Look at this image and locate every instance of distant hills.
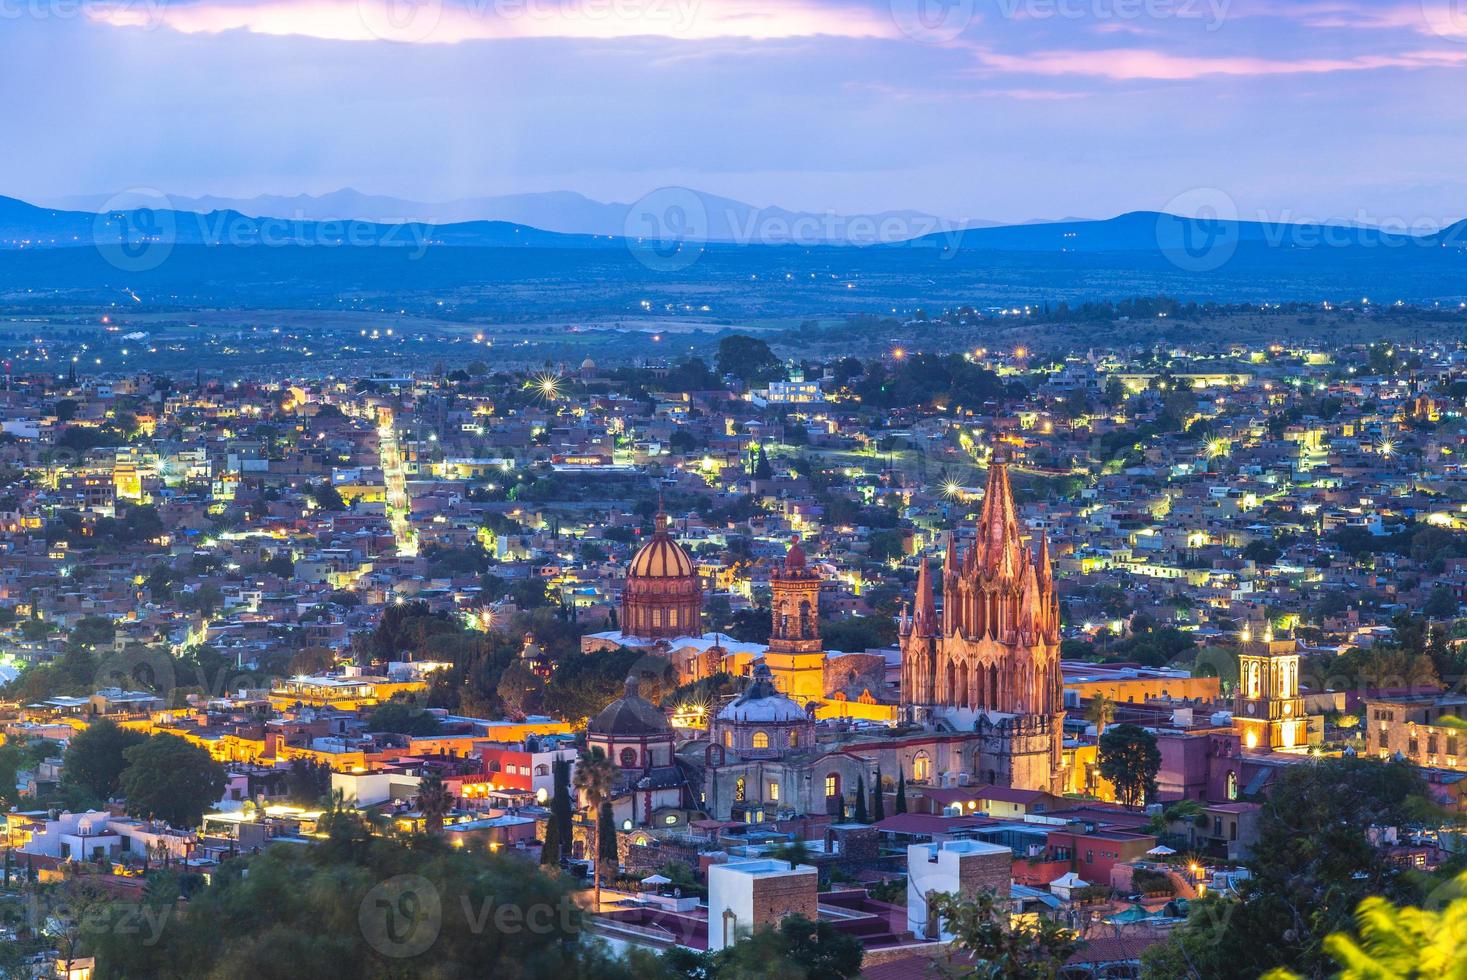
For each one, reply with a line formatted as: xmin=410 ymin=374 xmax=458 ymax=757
xmin=905 ymin=210 xmax=1467 ymax=253
xmin=0 ymin=194 xmax=617 ymax=251
xmin=42 ymin=188 xmax=976 ymax=246
xmin=8 ymin=192 xmax=1465 ymax=255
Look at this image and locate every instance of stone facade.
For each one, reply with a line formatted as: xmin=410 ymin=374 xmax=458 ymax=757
xmin=900 ymin=458 xmax=1065 ymax=793
xmin=765 ymin=537 xmax=826 ymax=703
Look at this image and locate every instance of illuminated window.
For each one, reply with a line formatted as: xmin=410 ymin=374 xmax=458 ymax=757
xmin=825 ymin=773 xmax=839 ymax=798
xmin=912 ymin=752 xmax=931 ymax=782
xmin=735 ymin=777 xmax=746 ymax=802
xmin=752 ymin=731 xmax=770 ymax=749
xmin=769 ymin=782 xmax=780 ymax=801
xmin=1226 ymin=771 xmax=1238 ymax=801
xmin=789 ymin=730 xmax=799 ymax=748
xmin=723 ymin=730 xmax=733 ymax=748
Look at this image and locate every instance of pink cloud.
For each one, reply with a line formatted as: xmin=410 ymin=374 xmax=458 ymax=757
xmin=975 ymin=46 xmax=1467 ymax=80
xmin=89 ymin=0 xmax=901 ymax=43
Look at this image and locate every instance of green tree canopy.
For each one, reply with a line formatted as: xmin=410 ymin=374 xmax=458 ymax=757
xmin=118 ymin=733 xmax=227 ymax=828
xmin=62 ymin=719 xmax=147 ymax=802
xmin=716 ymin=335 xmax=783 ymax=386
xmin=366 ymin=700 xmax=443 ymax=736
xmin=1098 ymin=723 xmax=1161 ymax=808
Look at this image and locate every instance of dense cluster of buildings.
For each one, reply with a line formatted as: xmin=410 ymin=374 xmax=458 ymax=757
xmin=2 ymin=334 xmax=1465 ymax=972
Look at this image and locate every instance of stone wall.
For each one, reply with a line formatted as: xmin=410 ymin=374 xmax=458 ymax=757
xmin=957 ymin=849 xmax=1012 ymax=899
xmin=751 ymin=872 xmax=819 ymax=930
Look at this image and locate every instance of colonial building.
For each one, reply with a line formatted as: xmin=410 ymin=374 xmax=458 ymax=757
xmin=587 ymin=676 xmax=689 ymax=828
xmin=899 ymin=458 xmax=1066 ymax=793
xmin=1233 ymin=624 xmax=1311 ymax=752
xmin=620 ymin=507 xmax=702 ymax=641
xmin=764 ymin=536 xmax=826 ymax=703
xmin=700 ymin=664 xmax=873 ymax=822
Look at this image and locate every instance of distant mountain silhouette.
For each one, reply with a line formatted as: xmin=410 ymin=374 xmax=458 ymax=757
xmin=0 ymin=195 xmax=619 ymax=250
xmin=5 ymin=194 xmax=1464 ymax=258
xmin=47 ymin=188 xmax=975 ymax=245
xmin=901 ymin=210 xmax=1467 ymax=252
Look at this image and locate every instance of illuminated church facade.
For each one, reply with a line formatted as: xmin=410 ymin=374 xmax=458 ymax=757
xmin=899 ymin=459 xmax=1067 ymax=794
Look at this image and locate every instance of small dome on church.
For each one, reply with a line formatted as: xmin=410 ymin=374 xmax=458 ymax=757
xmin=718 ymin=662 xmax=807 ymax=724
xmin=589 ymin=675 xmax=673 ymax=737
xmin=785 ymin=535 xmax=806 ymax=571
xmin=581 ymin=356 xmax=597 ymax=371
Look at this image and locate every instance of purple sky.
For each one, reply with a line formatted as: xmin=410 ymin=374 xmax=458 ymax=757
xmin=3 ymin=0 xmax=1467 ymax=223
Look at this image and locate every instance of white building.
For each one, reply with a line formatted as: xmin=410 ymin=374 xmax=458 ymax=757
xmin=707 ymin=858 xmax=818 ymax=951
xmin=906 ymin=840 xmax=1012 ymax=940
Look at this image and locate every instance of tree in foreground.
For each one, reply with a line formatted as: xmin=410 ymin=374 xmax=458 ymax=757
xmin=1261 ymin=870 xmax=1467 ymax=979
xmin=928 ymin=888 xmax=1078 ymax=979
xmin=1141 ymin=757 xmax=1437 ymax=979
xmin=664 ymin=914 xmax=862 ymax=980
xmin=84 ymin=819 xmax=642 ymax=980
xmin=573 ymin=746 xmax=618 ymax=909
xmin=118 ymin=733 xmax=227 ymax=828
xmin=1097 ymin=723 xmax=1160 ymax=808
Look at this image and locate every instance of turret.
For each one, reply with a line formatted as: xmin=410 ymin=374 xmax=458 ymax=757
xmin=913 ymin=558 xmax=937 ymax=637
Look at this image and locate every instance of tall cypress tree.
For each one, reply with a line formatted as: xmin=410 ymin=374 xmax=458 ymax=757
xmin=550 ymin=757 xmax=573 ymax=863
xmin=895 ymin=771 xmax=907 ymax=814
xmin=853 ymin=775 xmax=869 ymax=824
xmin=598 ymin=801 xmax=618 ymax=874
xmin=873 ymin=767 xmax=885 ymax=823
xmin=540 ymin=810 xmax=561 ymax=866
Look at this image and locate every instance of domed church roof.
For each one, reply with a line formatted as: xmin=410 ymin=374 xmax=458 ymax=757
xmin=589 ymin=675 xmax=673 ymax=737
xmin=718 ymin=662 xmax=809 ymax=724
xmin=628 ymin=510 xmax=696 ymax=579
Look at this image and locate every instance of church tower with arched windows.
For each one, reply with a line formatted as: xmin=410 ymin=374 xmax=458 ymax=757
xmin=1234 ymin=623 xmax=1307 ymax=751
xmin=764 ymin=536 xmax=827 ymax=703
xmin=899 ymin=456 xmax=1066 ymax=793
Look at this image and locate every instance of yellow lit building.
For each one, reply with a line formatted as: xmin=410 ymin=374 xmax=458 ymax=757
xmin=1233 ymin=628 xmax=1311 ymax=751
xmin=268 ymin=674 xmax=426 ymax=711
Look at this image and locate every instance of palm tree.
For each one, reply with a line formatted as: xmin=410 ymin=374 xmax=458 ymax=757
xmin=1086 ymin=693 xmax=1115 ymax=736
xmin=573 ymin=748 xmax=618 ymax=910
xmin=417 ymin=770 xmax=453 ymax=836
